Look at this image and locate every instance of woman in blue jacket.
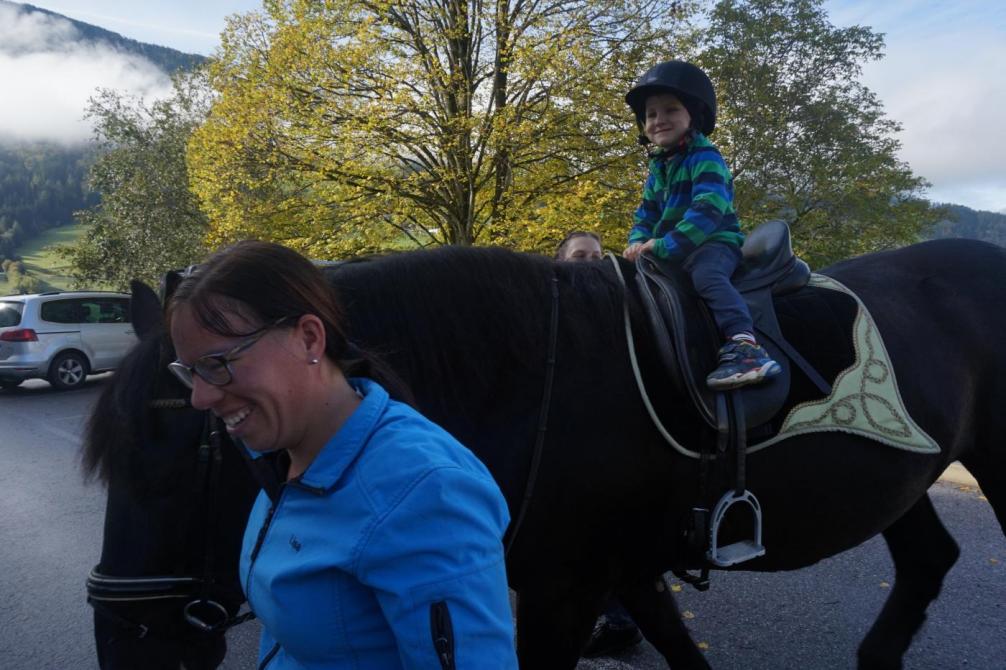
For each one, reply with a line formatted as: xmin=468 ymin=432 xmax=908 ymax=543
xmin=166 ymin=240 xmax=517 ymax=669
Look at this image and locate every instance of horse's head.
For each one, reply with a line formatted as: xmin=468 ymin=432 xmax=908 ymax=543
xmin=82 ymin=278 xmax=259 ymax=670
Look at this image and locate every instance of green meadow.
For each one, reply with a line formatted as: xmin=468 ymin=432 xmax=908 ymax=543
xmin=1 ymin=225 xmax=90 ymax=293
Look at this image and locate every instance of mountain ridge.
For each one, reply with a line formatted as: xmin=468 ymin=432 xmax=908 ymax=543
xmin=0 ymin=0 xmax=205 ymax=72
xmin=0 ymin=1 xmax=205 ymax=264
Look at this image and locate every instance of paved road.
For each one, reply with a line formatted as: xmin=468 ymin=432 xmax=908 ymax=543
xmin=0 ymin=376 xmax=109 ymax=669
xmin=579 ymin=480 xmax=1004 ymax=670
xmin=2 ymin=379 xmax=1003 ymax=669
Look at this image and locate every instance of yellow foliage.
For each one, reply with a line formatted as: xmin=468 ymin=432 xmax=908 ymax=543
xmin=187 ymin=0 xmax=691 ymax=258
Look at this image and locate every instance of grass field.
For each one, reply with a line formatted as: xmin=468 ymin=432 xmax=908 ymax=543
xmin=0 ymin=224 xmax=90 ymax=293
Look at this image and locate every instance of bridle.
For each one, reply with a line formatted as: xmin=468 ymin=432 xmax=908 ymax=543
xmin=86 ymin=400 xmax=254 ymax=640
xmin=85 ymin=264 xmax=561 ymax=640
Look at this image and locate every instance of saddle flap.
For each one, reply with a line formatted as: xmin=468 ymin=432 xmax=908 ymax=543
xmin=635 ymin=255 xmax=791 ymax=431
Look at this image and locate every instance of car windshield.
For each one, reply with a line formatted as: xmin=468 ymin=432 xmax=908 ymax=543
xmin=0 ymin=301 xmax=24 ymax=327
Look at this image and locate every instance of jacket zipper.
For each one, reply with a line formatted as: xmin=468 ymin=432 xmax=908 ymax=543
xmin=257 ymin=642 xmax=280 ymax=670
xmin=245 ymin=496 xmax=280 ymax=609
xmin=248 ymin=489 xmax=285 ymax=669
xmin=430 ymin=600 xmax=456 ymax=670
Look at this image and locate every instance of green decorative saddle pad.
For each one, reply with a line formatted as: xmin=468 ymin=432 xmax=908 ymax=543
xmin=749 ymin=274 xmax=939 ymax=454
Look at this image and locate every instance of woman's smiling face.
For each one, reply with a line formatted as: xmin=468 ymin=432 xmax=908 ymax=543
xmin=170 ymin=303 xmax=308 ymax=455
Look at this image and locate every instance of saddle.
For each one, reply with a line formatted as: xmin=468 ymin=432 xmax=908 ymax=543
xmin=635 ymin=220 xmax=822 ymax=432
xmin=635 ymin=221 xmax=821 ymax=577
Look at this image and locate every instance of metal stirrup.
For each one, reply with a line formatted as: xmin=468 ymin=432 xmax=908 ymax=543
xmin=707 ymin=489 xmax=766 ymax=567
xmin=706 ymin=393 xmax=766 ymax=567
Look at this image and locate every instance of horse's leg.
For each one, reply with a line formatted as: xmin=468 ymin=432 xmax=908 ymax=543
xmin=960 ymin=451 xmax=1006 ymax=533
xmin=618 ymin=575 xmax=711 ymax=670
xmin=515 ymin=587 xmax=603 ymax=670
xmin=857 ymin=493 xmax=960 ymax=670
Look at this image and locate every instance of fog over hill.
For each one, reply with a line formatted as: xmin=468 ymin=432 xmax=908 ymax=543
xmin=0 ymin=0 xmax=202 ymax=144
xmin=0 ymin=1 xmax=203 ymax=263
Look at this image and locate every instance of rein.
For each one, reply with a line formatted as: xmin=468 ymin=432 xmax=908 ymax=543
xmin=503 ymin=272 xmax=560 ymax=558
xmin=606 ymin=252 xmax=701 ymax=458
xmin=87 ymin=403 xmax=255 ymax=640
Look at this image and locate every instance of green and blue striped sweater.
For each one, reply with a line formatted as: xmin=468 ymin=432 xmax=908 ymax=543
xmin=629 ymin=131 xmax=744 ymax=261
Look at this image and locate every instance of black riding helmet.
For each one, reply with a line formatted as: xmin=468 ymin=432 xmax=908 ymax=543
xmin=625 ymin=60 xmax=717 ymax=137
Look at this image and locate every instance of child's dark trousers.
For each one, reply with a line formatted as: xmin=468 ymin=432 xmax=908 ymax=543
xmin=680 ymin=241 xmax=753 ymax=339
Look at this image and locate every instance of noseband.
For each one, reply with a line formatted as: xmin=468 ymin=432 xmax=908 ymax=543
xmin=86 ymin=402 xmax=254 ymax=640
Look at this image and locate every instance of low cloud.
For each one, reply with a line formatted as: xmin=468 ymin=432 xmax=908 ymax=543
xmin=0 ymin=4 xmax=173 ymax=144
xmin=826 ymin=0 xmax=1006 ymax=211
xmin=865 ymin=35 xmax=1006 ymax=195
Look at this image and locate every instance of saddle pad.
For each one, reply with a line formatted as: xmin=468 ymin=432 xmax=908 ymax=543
xmin=749 ymin=274 xmax=939 ymax=454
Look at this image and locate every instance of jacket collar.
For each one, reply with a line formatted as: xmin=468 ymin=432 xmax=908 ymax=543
xmin=648 ymin=129 xmax=702 ymax=161
xmin=294 ymin=378 xmax=388 ymax=493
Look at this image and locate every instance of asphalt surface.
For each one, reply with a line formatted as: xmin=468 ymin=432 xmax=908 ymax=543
xmin=578 ymin=480 xmax=1004 ymax=670
xmin=1 ymin=377 xmax=1003 ymax=669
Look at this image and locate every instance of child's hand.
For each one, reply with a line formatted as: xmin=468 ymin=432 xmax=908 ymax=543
xmin=623 ymin=240 xmax=654 ymax=261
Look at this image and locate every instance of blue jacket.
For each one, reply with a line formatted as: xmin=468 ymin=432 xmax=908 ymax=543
xmin=629 ymin=131 xmax=744 ymax=261
xmin=240 ymin=379 xmax=517 ymax=669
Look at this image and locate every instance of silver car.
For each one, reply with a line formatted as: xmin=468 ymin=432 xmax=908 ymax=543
xmin=0 ymin=291 xmax=137 ymax=390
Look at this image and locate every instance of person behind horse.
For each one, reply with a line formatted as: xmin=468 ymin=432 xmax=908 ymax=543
xmin=555 ymin=231 xmax=604 ymax=262
xmin=165 ymin=240 xmax=517 ymax=669
xmin=555 ymin=231 xmax=645 ymax=658
xmin=622 ymin=59 xmax=781 ymax=390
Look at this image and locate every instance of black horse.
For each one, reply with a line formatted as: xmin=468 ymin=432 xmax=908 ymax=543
xmin=83 ymin=239 xmax=1006 ymax=669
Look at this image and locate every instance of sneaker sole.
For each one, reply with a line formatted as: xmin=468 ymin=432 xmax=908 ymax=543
xmin=707 ymin=361 xmax=782 ymax=390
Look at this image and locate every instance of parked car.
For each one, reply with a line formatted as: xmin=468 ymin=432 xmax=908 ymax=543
xmin=0 ymin=291 xmax=137 ymax=390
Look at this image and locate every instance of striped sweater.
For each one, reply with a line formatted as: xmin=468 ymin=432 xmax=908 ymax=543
xmin=628 ymin=131 xmax=744 ymax=261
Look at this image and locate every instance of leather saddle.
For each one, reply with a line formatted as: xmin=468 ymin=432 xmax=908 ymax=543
xmin=635 ymin=220 xmax=824 ymax=431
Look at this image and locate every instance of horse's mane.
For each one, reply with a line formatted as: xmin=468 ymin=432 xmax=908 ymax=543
xmin=81 ymin=328 xmax=167 ymax=487
xmin=81 ymin=245 xmax=628 ymax=486
xmin=326 ymin=245 xmax=626 ymax=397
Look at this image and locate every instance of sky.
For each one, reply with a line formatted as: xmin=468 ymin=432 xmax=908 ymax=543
xmin=2 ymin=0 xmax=1004 ymax=213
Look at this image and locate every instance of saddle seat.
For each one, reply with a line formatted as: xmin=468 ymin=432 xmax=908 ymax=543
xmin=635 ymin=220 xmax=820 ymax=432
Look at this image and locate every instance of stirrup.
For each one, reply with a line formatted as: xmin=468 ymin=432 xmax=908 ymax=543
xmin=707 ymin=489 xmax=766 ymax=567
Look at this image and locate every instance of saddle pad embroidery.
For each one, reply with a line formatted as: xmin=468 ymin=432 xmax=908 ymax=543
xmin=749 ymin=274 xmax=940 ymax=455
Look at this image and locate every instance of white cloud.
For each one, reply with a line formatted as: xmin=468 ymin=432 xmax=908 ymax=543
xmin=862 ymin=30 xmax=1006 ymax=196
xmin=0 ymin=4 xmax=173 ymax=144
xmin=825 ymin=0 xmax=1006 ymax=211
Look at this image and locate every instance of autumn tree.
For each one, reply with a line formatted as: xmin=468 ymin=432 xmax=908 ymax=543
xmin=61 ymin=71 xmax=212 ymax=289
xmin=699 ymin=0 xmax=942 ymax=267
xmin=188 ymin=0 xmax=694 ymax=257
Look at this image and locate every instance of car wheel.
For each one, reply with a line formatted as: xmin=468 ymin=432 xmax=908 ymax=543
xmin=49 ymin=351 xmax=89 ymax=390
xmin=0 ymin=379 xmax=22 ymax=390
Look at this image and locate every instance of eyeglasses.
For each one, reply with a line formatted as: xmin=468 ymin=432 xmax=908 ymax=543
xmin=168 ymin=317 xmax=290 ymax=389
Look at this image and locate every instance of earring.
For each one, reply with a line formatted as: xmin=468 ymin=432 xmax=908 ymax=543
xmin=309 ymin=358 xmax=319 ymax=365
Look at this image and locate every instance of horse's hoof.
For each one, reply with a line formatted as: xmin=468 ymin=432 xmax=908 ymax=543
xmin=581 ymin=619 xmax=643 ymax=658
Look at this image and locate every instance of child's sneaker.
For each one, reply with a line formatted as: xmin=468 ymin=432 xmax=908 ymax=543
xmin=706 ymin=340 xmax=782 ymax=390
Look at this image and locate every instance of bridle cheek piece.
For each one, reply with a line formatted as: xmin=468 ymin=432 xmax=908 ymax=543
xmin=86 ymin=408 xmax=255 ymax=640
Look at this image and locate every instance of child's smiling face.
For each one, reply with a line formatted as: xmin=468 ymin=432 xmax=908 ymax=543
xmin=644 ymin=92 xmax=692 ymax=148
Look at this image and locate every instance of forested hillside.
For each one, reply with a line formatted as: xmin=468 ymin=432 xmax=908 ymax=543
xmin=0 ymin=1 xmax=204 ymax=270
xmin=925 ymin=205 xmax=1006 ymax=247
xmin=0 ymin=143 xmax=97 ymax=259
xmin=0 ymin=1 xmax=203 ymax=73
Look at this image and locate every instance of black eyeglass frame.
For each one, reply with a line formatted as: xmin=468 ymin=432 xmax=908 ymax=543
xmin=168 ymin=316 xmax=291 ymax=389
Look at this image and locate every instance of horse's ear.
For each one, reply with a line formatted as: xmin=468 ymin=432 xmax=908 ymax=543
xmin=130 ymin=280 xmax=164 ymax=340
